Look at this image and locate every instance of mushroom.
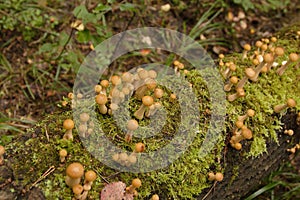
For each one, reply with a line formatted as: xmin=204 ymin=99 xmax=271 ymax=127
xmin=127 ymin=153 xmax=137 ymax=165
xmin=250 ymin=53 xmax=274 ymax=82
xmin=95 ymin=94 xmax=108 ymax=114
xmin=237 ymin=109 xmax=255 ymax=123
xmin=63 ymin=119 xmax=75 ymax=141
xmin=224 ymin=76 xmax=238 ymax=92
xmin=79 ymin=113 xmax=90 ymax=137
xmin=151 ymin=194 xmax=160 ymax=200
xmin=297 ymin=112 xmax=300 ymax=125
xmin=222 ymin=62 xmax=236 ymax=79
xmin=215 ymin=172 xmax=224 ymax=182
xmin=153 ymin=88 xmax=164 ymax=100
xmin=134 ymin=142 xmax=145 ymax=153
xmin=227 ymin=88 xmax=245 ymax=102
xmin=274 ymin=98 xmax=297 ymax=113
xmin=277 ymin=53 xmax=299 ymax=76
xmin=242 ymin=44 xmax=251 ymax=60
xmin=65 ymin=162 xmax=84 ymax=187
xmin=219 ymin=54 xmax=224 ymax=66
xmin=84 ymin=170 xmax=97 ymax=187
xmin=134 ymin=96 xmax=154 ymax=120
xmin=100 ymin=79 xmax=109 ymax=95
xmin=284 ymin=129 xmax=294 ymax=136
xmin=135 ymin=78 xmax=157 ymax=99
xmin=0 ymin=145 xmax=5 ymax=165
xmin=148 ymin=70 xmax=157 ymax=79
xmin=126 ymin=178 xmax=142 ymax=195
xmin=72 ymin=184 xmax=83 ymax=200
xmin=208 ymin=172 xmax=215 ymax=181
xmin=169 ymin=93 xmax=177 ymax=102
xmin=94 ymin=85 xmax=102 ymax=93
xmin=59 ymin=149 xmax=67 ymax=163
xmin=80 ymin=184 xmax=92 ymax=200
xmin=125 ymin=119 xmax=139 ymax=142
xmin=235 ymin=68 xmax=255 ymax=89
xmin=145 ymin=102 xmax=162 ymax=117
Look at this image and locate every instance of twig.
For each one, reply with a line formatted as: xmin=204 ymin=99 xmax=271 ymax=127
xmin=44 ymin=125 xmax=49 ymax=142
xmin=94 ymin=169 xmax=110 ymax=184
xmin=30 ymin=165 xmax=55 ymax=189
xmin=202 ymin=181 xmax=217 ymax=200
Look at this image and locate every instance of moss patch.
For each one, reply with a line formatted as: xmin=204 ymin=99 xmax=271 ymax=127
xmin=5 ymin=23 xmax=300 ymax=199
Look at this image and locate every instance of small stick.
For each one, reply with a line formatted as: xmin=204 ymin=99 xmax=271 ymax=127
xmin=30 ymin=166 xmax=55 ymax=189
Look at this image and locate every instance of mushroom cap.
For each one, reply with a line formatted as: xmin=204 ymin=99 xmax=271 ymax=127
xmin=245 ymin=68 xmax=255 ymax=78
xmin=145 ymin=78 xmax=157 ymax=90
xmin=66 ymin=162 xmax=84 ymax=179
xmin=215 ymin=172 xmax=224 ymax=181
xmin=63 ymin=119 xmax=74 ymax=130
xmin=246 ymin=109 xmax=255 ymax=117
xmin=111 ymin=75 xmax=121 ymax=86
xmin=243 ymin=44 xmax=251 ymax=51
xmin=255 ymin=41 xmax=263 ymax=48
xmin=72 ymin=184 xmax=83 ymax=195
xmin=95 ymin=94 xmax=108 ymax=105
xmin=119 ymin=153 xmax=128 ymax=162
xmin=261 ymin=44 xmax=268 ymax=51
xmin=127 ymin=119 xmax=139 ymax=131
xmin=235 ymin=120 xmax=244 ymax=128
xmin=59 ymin=149 xmax=67 ymax=157
xmin=134 ymin=142 xmax=145 ymax=153
xmin=131 ymin=178 xmax=142 ymax=188
xmin=94 ymin=85 xmax=102 ymax=93
xmin=128 ymin=154 xmax=137 ymax=164
xmin=148 ymin=70 xmax=157 ymax=79
xmin=122 ymin=72 xmax=133 ymax=83
xmin=234 ymin=142 xmax=242 ymax=150
xmin=142 ymin=96 xmax=154 ymax=106
xmin=286 ymin=98 xmax=296 ymax=107
xmin=151 ymin=194 xmax=160 ymax=200
xmin=274 ymin=47 xmax=284 ymax=56
xmin=289 ymin=53 xmax=299 ymax=62
xmin=138 ymin=69 xmax=149 ymax=80
xmin=263 ymin=53 xmax=274 ymax=63
xmin=85 ymin=170 xmax=97 ymax=182
xmin=0 ymin=145 xmax=5 ymax=155
xmin=242 ymin=128 xmax=253 ymax=139
xmin=229 ymin=63 xmax=236 ymax=71
xmin=154 ymin=88 xmax=164 ymax=99
xmin=230 ymin=76 xmax=238 ymax=84
xmin=100 ymin=80 xmax=109 ymax=88
xmin=80 ymin=113 xmax=90 ymax=122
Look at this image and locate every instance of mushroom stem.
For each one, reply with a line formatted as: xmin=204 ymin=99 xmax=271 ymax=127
xmin=236 ymin=68 xmax=255 ymax=89
xmin=134 ymin=96 xmax=154 ymax=120
xmin=250 ymin=53 xmax=274 ymax=82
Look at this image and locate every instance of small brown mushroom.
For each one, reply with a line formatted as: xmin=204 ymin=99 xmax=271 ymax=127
xmin=277 ymin=53 xmax=299 ymax=76
xmin=59 ymin=149 xmax=67 ymax=163
xmin=63 ymin=119 xmax=75 ymax=141
xmin=125 ymin=119 xmax=139 ymax=142
xmin=65 ymin=162 xmax=84 ymax=187
xmin=274 ymin=98 xmax=297 ymax=113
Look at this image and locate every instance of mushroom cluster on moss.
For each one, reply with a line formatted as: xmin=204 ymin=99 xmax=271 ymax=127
xmin=65 ymin=162 xmax=97 ymax=200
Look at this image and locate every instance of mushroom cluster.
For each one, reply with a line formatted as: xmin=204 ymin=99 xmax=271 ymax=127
xmin=219 ymin=35 xmax=299 ymax=152
xmin=65 ymin=162 xmax=97 ymax=200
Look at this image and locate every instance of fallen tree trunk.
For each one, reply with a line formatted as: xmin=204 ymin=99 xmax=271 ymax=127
xmin=0 ymin=23 xmax=300 ymax=200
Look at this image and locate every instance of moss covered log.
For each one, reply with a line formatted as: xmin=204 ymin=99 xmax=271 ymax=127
xmin=0 ymin=23 xmax=300 ymax=200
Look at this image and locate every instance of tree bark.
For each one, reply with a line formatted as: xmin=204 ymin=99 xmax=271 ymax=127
xmin=198 ymin=113 xmax=300 ymax=200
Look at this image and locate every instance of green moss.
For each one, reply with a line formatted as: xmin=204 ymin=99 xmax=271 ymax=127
xmin=5 ymin=24 xmax=300 ymax=199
